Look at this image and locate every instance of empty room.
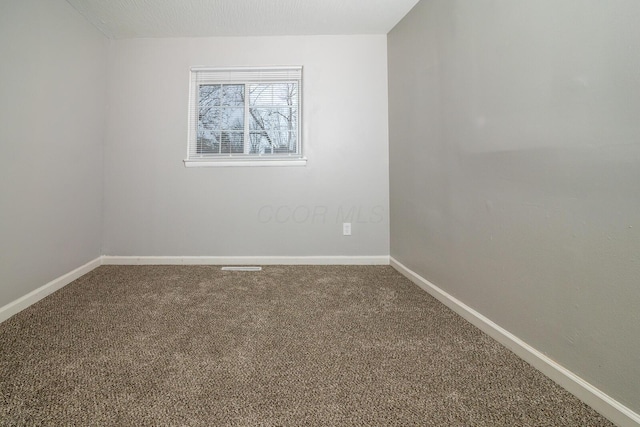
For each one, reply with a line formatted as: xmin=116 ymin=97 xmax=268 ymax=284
xmin=1 ymin=0 xmax=638 ymax=425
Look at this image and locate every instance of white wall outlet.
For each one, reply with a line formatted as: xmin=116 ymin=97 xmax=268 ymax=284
xmin=343 ymin=222 xmax=352 ymax=236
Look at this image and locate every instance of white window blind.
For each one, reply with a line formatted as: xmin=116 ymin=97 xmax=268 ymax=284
xmin=186 ymin=66 xmax=304 ymax=167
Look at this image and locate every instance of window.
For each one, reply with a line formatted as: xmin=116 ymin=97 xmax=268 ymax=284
xmin=185 ymin=67 xmax=305 ymax=167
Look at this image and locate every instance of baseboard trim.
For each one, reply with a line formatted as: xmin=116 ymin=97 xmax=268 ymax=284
xmin=390 ymin=257 xmax=639 ymax=427
xmin=0 ymin=257 xmax=102 ymax=324
xmin=0 ymin=255 xmax=388 ymax=323
xmin=101 ymin=255 xmax=390 ymax=266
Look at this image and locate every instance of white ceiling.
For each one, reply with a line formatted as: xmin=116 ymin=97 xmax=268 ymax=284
xmin=65 ymin=0 xmax=420 ymax=39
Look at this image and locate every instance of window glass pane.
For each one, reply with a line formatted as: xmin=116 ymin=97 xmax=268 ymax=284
xmin=198 ymin=85 xmax=244 ymax=107
xmin=198 ymin=107 xmax=220 ymax=129
xmin=199 ymin=108 xmax=244 ymax=130
xmin=197 ymin=132 xmax=245 ymax=155
xmin=249 ymin=108 xmax=297 ymax=132
xmin=199 ymin=85 xmax=221 ymax=107
xmin=220 ymin=132 xmax=244 ymax=154
xmin=197 ymin=132 xmax=221 ymax=154
xmin=249 ymin=83 xmax=298 ymax=107
xmin=249 ymin=131 xmax=297 ymax=155
xmin=197 ymin=121 xmax=217 ymax=150
xmin=220 ymin=108 xmax=244 ymax=130
xmin=221 ymin=85 xmax=244 ymax=107
xmin=199 ymin=84 xmax=244 ymax=107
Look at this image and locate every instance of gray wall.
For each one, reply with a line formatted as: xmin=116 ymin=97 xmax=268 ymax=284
xmin=0 ymin=0 xmax=107 ymax=308
xmin=104 ymin=36 xmax=389 ymax=257
xmin=388 ymin=0 xmax=640 ymax=413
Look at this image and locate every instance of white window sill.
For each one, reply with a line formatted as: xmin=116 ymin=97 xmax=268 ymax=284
xmin=184 ymin=158 xmax=307 ymax=168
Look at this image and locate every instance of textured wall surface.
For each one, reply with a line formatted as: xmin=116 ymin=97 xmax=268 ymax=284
xmin=103 ymin=35 xmax=390 ymax=257
xmin=0 ymin=0 xmax=107 ymax=308
xmin=388 ymin=0 xmax=640 ymax=414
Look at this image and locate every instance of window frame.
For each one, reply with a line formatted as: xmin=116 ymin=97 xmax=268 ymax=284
xmin=184 ymin=66 xmax=306 ymax=168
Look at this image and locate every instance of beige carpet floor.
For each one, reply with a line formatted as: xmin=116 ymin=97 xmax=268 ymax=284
xmin=0 ymin=265 xmax=614 ymax=426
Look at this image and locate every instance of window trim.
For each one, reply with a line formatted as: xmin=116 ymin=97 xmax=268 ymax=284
xmin=185 ymin=66 xmax=305 ymax=168
xmin=183 ymin=158 xmax=307 ymax=168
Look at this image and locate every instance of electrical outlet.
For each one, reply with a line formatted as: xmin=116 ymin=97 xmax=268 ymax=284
xmin=343 ymin=222 xmax=352 ymax=236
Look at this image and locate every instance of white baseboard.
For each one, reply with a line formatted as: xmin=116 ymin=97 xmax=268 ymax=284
xmin=101 ymin=255 xmax=390 ymax=266
xmin=0 ymin=257 xmax=102 ymax=324
xmin=390 ymin=257 xmax=640 ymax=427
xmin=0 ymin=255 xmax=387 ymax=323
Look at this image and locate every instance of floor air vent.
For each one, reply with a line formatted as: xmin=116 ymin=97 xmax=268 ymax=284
xmin=221 ymin=266 xmax=262 ymax=271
